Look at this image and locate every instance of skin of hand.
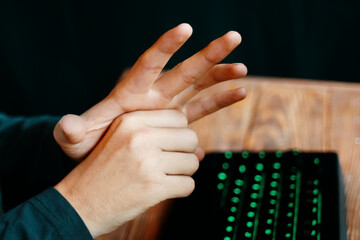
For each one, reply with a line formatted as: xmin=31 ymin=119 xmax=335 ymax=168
xmin=54 ymin=110 xmax=203 ymax=238
xmin=53 ymin=23 xmax=247 ymax=160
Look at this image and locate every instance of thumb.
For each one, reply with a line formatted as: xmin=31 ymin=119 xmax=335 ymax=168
xmin=54 ymin=114 xmax=87 ymax=145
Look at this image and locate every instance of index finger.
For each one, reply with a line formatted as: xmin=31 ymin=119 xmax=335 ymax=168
xmin=122 ymin=23 xmax=193 ymax=92
xmin=153 ymin=31 xmax=242 ymax=99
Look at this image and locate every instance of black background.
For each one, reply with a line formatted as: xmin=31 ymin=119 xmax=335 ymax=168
xmin=1 ymin=0 xmax=359 ymax=116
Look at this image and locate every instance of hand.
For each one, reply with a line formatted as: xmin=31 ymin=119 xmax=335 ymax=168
xmin=54 ymin=23 xmax=247 ymax=160
xmin=54 ymin=110 xmax=203 ymax=238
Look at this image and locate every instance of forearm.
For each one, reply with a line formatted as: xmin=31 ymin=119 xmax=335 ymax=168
xmin=0 ymin=113 xmax=77 ymax=210
xmin=0 ymin=188 xmax=92 ymax=240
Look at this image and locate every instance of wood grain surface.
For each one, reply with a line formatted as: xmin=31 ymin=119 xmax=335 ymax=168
xmin=99 ymin=76 xmax=360 ymax=240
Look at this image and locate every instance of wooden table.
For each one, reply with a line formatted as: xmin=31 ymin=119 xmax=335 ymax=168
xmin=100 ymin=76 xmax=360 ymax=240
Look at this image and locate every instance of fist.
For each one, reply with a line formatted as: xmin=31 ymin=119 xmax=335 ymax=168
xmin=55 ymin=110 xmax=203 ymax=238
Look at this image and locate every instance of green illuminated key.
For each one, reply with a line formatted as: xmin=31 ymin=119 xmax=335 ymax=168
xmin=242 ymin=151 xmax=249 ymax=159
xmin=254 ymin=175 xmax=262 ymax=182
xmin=231 ymin=197 xmax=240 ymax=203
xmin=273 ymin=162 xmax=281 ymax=169
xmin=225 ymin=151 xmax=233 ymax=159
xmin=235 ymin=179 xmax=244 ymax=186
xmin=233 ymin=188 xmax=241 ymax=194
xmin=270 ymin=181 xmax=278 ymax=188
xmin=292 ymin=149 xmax=299 ymax=155
xmin=222 ymin=162 xmax=230 ymax=170
xmin=251 ymin=193 xmax=259 ymax=199
xmin=256 ymin=163 xmax=264 ymax=171
xmin=245 ymin=232 xmax=252 ymax=238
xmin=270 ymin=190 xmax=278 ymax=196
xmin=272 ymin=173 xmax=280 ymax=179
xmin=218 ymin=172 xmax=227 ymax=180
xmin=247 ymin=211 xmax=255 ymax=217
xmin=239 ymin=165 xmax=246 ymax=173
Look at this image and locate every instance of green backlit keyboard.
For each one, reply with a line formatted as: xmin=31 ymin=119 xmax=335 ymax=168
xmin=161 ymin=151 xmax=347 ymax=240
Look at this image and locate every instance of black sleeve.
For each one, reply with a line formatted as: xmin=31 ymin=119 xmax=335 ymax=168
xmin=0 ymin=113 xmax=77 ymax=211
xmin=0 ymin=187 xmax=93 ymax=240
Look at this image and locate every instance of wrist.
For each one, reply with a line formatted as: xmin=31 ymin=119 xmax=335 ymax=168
xmin=54 ymin=169 xmax=99 ymax=238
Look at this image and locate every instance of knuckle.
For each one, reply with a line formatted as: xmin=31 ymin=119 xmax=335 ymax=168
xmin=116 ymin=112 xmax=145 ymax=130
xmin=138 ymin=52 xmax=163 ymax=72
xmin=199 ymin=99 xmax=214 ymax=116
xmin=185 ymin=129 xmax=199 ymax=148
xmin=180 ymin=177 xmax=196 ymax=197
xmin=177 ymin=63 xmax=201 ymax=85
xmin=204 ymin=44 xmax=222 ymax=64
xmin=189 ymin=154 xmax=200 ymax=172
xmin=181 ymin=72 xmax=198 ymax=85
xmin=116 ymin=113 xmax=134 ymax=128
xmin=127 ymin=128 xmax=151 ymax=150
xmin=172 ymin=110 xmax=188 ymax=126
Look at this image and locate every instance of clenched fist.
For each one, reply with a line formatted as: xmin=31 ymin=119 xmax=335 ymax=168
xmin=55 ymin=110 xmax=203 ymax=238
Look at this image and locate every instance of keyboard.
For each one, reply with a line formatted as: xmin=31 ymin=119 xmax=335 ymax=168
xmin=160 ymin=150 xmax=347 ymax=240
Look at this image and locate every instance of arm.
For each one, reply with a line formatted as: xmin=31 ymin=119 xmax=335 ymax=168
xmin=0 ymin=113 xmax=76 ymax=211
xmin=0 ymin=188 xmax=92 ymax=240
xmin=0 ymin=110 xmax=200 ymax=239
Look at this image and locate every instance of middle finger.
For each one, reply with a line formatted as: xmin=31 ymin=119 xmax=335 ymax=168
xmin=153 ymin=31 xmax=242 ymax=100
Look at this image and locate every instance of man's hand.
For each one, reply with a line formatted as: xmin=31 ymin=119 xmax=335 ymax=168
xmin=54 ymin=23 xmax=247 ymax=160
xmin=54 ymin=110 xmax=203 ymax=238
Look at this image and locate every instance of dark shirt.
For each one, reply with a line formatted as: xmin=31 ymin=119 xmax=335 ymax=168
xmin=0 ymin=113 xmax=92 ymax=239
xmin=0 ymin=188 xmax=92 ymax=240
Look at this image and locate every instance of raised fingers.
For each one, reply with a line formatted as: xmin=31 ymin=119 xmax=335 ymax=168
xmin=153 ymin=31 xmax=242 ymax=99
xmin=185 ymin=87 xmax=247 ymax=123
xmin=120 ymin=23 xmax=193 ymax=92
xmin=171 ymin=63 xmax=247 ymax=106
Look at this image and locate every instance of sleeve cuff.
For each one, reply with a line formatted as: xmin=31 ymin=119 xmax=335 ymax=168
xmin=31 ymin=187 xmax=93 ymax=240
